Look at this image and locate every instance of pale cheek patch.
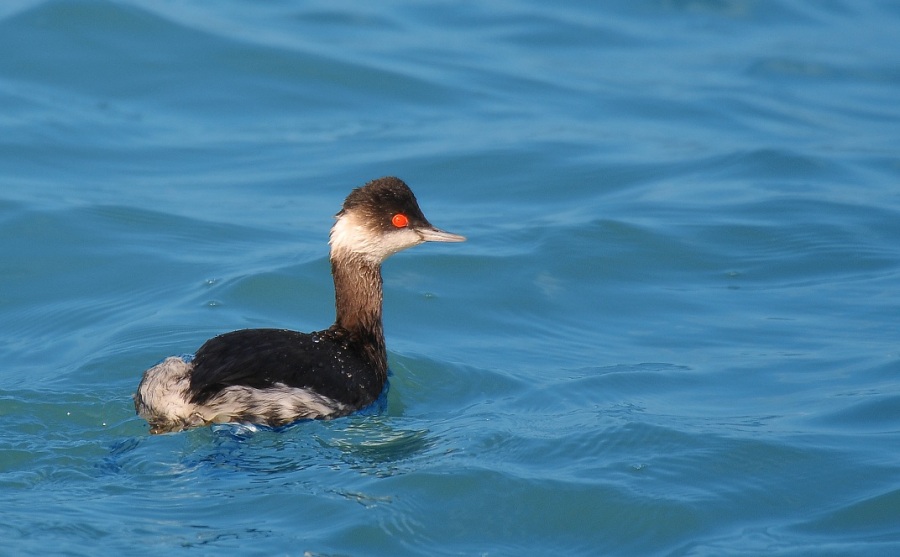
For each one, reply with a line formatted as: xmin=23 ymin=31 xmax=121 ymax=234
xmin=377 ymin=227 xmax=422 ymax=258
xmin=330 ymin=212 xmax=422 ymax=263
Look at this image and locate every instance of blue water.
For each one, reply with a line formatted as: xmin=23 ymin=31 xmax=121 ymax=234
xmin=2 ymin=1 xmax=899 ymax=555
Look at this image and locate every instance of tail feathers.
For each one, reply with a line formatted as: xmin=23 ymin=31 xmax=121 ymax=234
xmin=134 ymin=356 xmax=203 ymax=434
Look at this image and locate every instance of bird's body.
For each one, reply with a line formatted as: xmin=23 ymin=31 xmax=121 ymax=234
xmin=134 ymin=177 xmax=464 ymax=434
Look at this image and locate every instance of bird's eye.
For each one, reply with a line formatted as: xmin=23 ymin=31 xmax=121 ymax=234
xmin=391 ymin=213 xmax=409 ymax=228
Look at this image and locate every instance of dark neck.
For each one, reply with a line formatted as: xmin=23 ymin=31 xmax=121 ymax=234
xmin=329 ymin=249 xmax=387 ymax=378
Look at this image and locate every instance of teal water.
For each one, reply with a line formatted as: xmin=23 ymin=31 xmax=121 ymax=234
xmin=2 ymin=1 xmax=899 ymax=555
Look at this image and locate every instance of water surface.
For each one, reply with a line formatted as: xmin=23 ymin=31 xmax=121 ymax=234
xmin=1 ymin=1 xmax=899 ymax=555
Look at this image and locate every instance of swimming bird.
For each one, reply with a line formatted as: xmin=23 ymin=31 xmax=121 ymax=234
xmin=134 ymin=177 xmax=465 ymax=434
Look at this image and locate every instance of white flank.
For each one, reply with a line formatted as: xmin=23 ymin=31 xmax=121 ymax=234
xmin=134 ymin=356 xmax=348 ymax=433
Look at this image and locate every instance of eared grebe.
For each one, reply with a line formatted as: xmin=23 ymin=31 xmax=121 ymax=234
xmin=134 ymin=177 xmax=465 ymax=434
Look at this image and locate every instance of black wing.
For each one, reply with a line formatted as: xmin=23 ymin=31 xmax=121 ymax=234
xmin=188 ymin=328 xmax=383 ymax=409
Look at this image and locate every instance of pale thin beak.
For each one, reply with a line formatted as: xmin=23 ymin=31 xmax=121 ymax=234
xmin=417 ymin=226 xmax=466 ymax=243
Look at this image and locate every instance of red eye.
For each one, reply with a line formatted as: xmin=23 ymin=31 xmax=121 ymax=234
xmin=391 ymin=213 xmax=409 ymax=228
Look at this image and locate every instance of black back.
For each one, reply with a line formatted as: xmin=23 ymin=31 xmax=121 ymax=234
xmin=188 ymin=328 xmax=385 ymax=410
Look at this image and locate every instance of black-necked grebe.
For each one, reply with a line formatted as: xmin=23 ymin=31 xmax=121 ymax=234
xmin=134 ymin=177 xmax=465 ymax=434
